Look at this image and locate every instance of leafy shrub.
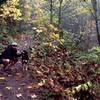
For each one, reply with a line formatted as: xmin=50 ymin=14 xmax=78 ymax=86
xmin=77 ymin=46 xmax=100 ymax=64
xmin=0 ymin=35 xmax=4 ymax=40
xmin=7 ymin=36 xmax=16 ymax=44
xmin=0 ymin=43 xmax=4 ymax=53
xmin=63 ymin=31 xmax=76 ymax=50
xmin=32 ymin=24 xmax=65 ymax=53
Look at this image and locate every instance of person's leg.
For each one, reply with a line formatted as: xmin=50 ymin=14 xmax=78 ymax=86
xmin=6 ymin=59 xmax=18 ymax=69
xmin=2 ymin=59 xmax=10 ymax=71
xmin=3 ymin=65 xmax=7 ymax=71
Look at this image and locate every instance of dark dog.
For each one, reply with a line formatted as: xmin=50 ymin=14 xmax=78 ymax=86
xmin=21 ymin=50 xmax=29 ymax=70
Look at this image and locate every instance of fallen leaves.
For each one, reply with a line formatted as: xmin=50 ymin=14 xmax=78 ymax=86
xmin=0 ymin=34 xmax=98 ymax=100
xmin=5 ymin=86 xmax=12 ymax=90
xmin=38 ymin=82 xmax=44 ymax=87
xmin=15 ymin=73 xmax=22 ymax=80
xmin=20 ymin=83 xmax=26 ymax=86
xmin=27 ymin=45 xmax=97 ymax=99
xmin=30 ymin=94 xmax=37 ymax=99
xmin=0 ymin=77 xmax=6 ymax=80
xmin=36 ymin=70 xmax=43 ymax=76
xmin=27 ymin=85 xmax=33 ymax=89
xmin=16 ymin=93 xmax=22 ymax=97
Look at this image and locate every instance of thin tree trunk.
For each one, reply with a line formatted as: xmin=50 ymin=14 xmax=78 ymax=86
xmin=91 ymin=0 xmax=100 ymax=45
xmin=50 ymin=0 xmax=53 ymax=24
xmin=58 ymin=0 xmax=63 ymax=29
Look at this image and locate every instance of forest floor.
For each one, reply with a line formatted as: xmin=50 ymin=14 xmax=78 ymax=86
xmin=0 ymin=66 xmax=42 ymax=100
xmin=0 ymin=35 xmax=43 ymax=100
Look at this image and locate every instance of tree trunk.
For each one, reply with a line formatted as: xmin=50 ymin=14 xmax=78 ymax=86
xmin=91 ymin=0 xmax=100 ymax=45
xmin=58 ymin=0 xmax=63 ymax=29
xmin=50 ymin=0 xmax=53 ymax=24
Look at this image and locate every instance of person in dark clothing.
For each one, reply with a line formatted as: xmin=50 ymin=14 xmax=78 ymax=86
xmin=0 ymin=42 xmax=21 ymax=70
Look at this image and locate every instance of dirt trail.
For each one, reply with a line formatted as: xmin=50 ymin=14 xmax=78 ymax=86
xmin=0 ymin=35 xmax=41 ymax=100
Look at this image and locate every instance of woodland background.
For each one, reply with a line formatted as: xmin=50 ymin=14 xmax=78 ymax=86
xmin=0 ymin=0 xmax=100 ymax=100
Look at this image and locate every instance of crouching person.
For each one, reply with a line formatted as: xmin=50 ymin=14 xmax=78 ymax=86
xmin=0 ymin=42 xmax=21 ymax=71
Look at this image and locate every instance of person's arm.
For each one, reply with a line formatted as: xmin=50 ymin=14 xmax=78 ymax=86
xmin=17 ymin=53 xmax=22 ymax=57
xmin=12 ymin=48 xmax=21 ymax=59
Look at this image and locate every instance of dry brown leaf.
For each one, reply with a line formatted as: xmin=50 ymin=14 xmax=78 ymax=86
xmin=0 ymin=77 xmax=6 ymax=80
xmin=31 ymin=94 xmax=37 ymax=99
xmin=38 ymin=79 xmax=46 ymax=86
xmin=27 ymin=85 xmax=33 ymax=89
xmin=5 ymin=86 xmax=12 ymax=90
xmin=16 ymin=93 xmax=22 ymax=97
